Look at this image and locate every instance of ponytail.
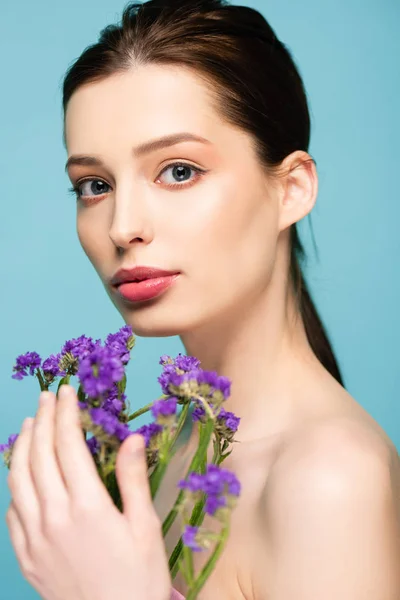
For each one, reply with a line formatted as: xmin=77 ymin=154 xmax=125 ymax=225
xmin=291 ymin=226 xmax=344 ymax=387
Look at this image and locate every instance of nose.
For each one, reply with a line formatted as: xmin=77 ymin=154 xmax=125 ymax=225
xmin=108 ymin=185 xmax=154 ymax=251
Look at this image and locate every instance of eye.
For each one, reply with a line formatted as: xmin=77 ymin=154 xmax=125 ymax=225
xmin=156 ymin=162 xmax=206 ymax=189
xmin=68 ymin=178 xmax=111 ymax=202
xmin=68 ymin=162 xmax=207 ymax=205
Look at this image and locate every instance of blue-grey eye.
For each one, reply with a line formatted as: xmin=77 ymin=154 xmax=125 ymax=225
xmin=77 ymin=179 xmax=111 ymax=197
xmin=161 ymin=163 xmax=196 ymax=182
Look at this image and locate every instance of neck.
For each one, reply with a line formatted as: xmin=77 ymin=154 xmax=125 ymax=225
xmin=178 ymin=266 xmax=325 ymax=453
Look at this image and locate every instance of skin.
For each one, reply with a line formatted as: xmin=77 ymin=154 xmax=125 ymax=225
xmin=7 ymin=64 xmax=399 ymax=600
xmin=6 ymin=387 xmax=172 ymax=600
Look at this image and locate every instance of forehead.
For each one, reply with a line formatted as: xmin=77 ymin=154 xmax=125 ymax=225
xmin=64 ymin=65 xmax=220 ymax=149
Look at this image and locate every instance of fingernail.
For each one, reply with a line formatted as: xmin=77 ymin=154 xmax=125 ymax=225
xmin=59 ymin=385 xmax=70 ymax=400
xmin=130 ymin=434 xmax=145 ymax=456
xmin=39 ymin=391 xmax=50 ymax=406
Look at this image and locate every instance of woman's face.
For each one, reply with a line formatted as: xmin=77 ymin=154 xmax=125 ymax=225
xmin=65 ymin=65 xmax=281 ymax=337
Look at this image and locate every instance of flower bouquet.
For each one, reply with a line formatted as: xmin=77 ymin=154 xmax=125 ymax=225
xmin=1 ymin=325 xmax=241 ymax=599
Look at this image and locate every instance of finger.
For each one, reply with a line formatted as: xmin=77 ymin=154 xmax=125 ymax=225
xmin=7 ymin=418 xmax=41 ymax=539
xmin=6 ymin=500 xmax=32 ymax=573
xmin=55 ymin=385 xmax=109 ymax=505
xmin=116 ymin=434 xmax=158 ymax=528
xmin=30 ymin=392 xmax=69 ymax=515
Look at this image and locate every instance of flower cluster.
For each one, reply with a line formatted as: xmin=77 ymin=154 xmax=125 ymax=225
xmin=158 ymin=354 xmax=231 ymax=412
xmin=11 ymin=352 xmax=42 ymax=380
xmin=0 ymin=434 xmax=19 ymax=469
xmin=179 ymin=463 xmax=241 ymax=516
xmin=3 ymin=328 xmax=241 ymax=597
xmin=193 ymin=405 xmax=240 ymax=443
xmin=178 ymin=463 xmax=241 ymax=551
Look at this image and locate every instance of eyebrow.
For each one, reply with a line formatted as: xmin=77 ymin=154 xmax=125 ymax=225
xmin=65 ymin=132 xmax=212 ymax=172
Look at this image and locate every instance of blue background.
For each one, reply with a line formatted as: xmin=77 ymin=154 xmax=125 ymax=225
xmin=0 ymin=0 xmax=398 ymax=597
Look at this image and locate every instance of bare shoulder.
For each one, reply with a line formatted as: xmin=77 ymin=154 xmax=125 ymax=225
xmin=275 ymin=414 xmax=398 ymax=474
xmin=254 ymin=417 xmax=400 ymax=599
xmin=266 ymin=415 xmax=400 ymax=505
xmin=265 ymin=365 xmax=400 ymax=497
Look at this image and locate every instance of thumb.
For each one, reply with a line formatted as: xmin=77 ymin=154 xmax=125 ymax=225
xmin=115 ymin=433 xmax=153 ymax=523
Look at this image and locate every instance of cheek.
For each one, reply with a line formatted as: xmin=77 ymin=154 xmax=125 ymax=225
xmin=76 ymin=212 xmax=106 ymax=268
xmin=182 ymin=188 xmax=278 ymax=303
xmin=76 ymin=215 xmax=92 ymax=258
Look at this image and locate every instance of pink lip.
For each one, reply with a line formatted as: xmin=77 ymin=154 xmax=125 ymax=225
xmin=115 ymin=274 xmax=180 ymax=303
xmin=110 ymin=266 xmax=180 ymax=287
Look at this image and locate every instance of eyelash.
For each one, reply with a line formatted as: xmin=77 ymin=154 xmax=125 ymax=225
xmin=67 ymin=161 xmax=207 ymax=205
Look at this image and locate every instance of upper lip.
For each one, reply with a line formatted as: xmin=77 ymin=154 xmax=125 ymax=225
xmin=110 ymin=266 xmax=180 ymax=286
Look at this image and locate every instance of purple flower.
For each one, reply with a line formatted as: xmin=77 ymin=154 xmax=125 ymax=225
xmin=42 ymin=353 xmax=66 ymax=379
xmin=159 ymin=354 xmax=201 ymax=372
xmin=11 ymin=352 xmax=42 ymax=380
xmin=101 ymin=382 xmax=127 ymax=417
xmin=158 ymin=355 xmax=231 ymax=410
xmin=157 ymin=354 xmax=202 ymax=397
xmin=205 ymin=493 xmax=227 ymax=515
xmin=192 ymin=405 xmax=206 ymax=423
xmin=157 ymin=368 xmax=197 ymax=397
xmin=174 ymin=354 xmax=201 ymax=372
xmin=182 ymin=525 xmax=203 ymax=552
xmin=77 ymin=345 xmax=125 ymax=398
xmin=0 ymin=433 xmax=19 ymax=454
xmin=215 ymin=407 xmax=240 ymax=442
xmin=178 ymin=472 xmax=206 ymax=493
xmin=61 ymin=334 xmax=100 ymax=362
xmin=151 ymin=396 xmax=178 ymax=423
xmin=132 ymin=422 xmax=163 ymax=468
xmin=192 ymin=405 xmax=240 ymax=442
xmin=196 ymin=369 xmax=231 ymax=402
xmin=202 ymin=464 xmax=226 ymax=495
xmin=0 ymin=433 xmax=19 ymax=468
xmin=178 ymin=463 xmax=241 ymax=517
xmin=105 ymin=325 xmax=134 ymax=365
xmin=217 ymin=408 xmax=240 ymax=432
xmin=205 ymin=464 xmax=241 ymax=497
xmin=133 ymin=423 xmax=163 ymax=448
xmin=86 ymin=436 xmax=100 ymax=456
xmin=89 ymin=407 xmax=131 ymax=442
xmin=102 ymin=395 xmax=125 ymax=417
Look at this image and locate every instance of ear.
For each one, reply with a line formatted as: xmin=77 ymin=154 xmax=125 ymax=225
xmin=276 ymin=151 xmax=318 ymax=232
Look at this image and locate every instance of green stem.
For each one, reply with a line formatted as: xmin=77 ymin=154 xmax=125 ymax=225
xmin=149 ymin=402 xmax=191 ymax=500
xmin=56 ymin=375 xmax=71 ymax=395
xmin=164 ymin=418 xmax=210 ymax=537
xmin=168 ymin=418 xmax=215 ymax=577
xmin=169 ymin=430 xmax=231 ymax=581
xmin=171 ymin=402 xmax=191 ymax=449
xmin=191 ymin=394 xmax=216 ymax=421
xmin=126 ymin=393 xmax=169 ymax=422
xmin=117 ymin=372 xmax=127 ymax=397
xmin=169 ymin=538 xmax=183 ymax=578
xmin=77 ymin=384 xmax=86 ymax=403
xmin=170 ymin=495 xmax=207 ymax=580
xmin=182 ymin=542 xmax=195 ymax=586
xmin=185 ymin=524 xmax=230 ymax=600
xmin=150 ymin=403 xmax=190 ymax=499
xmin=35 ymin=369 xmax=47 ymax=392
xmin=149 ymin=446 xmax=170 ymax=500
xmin=163 ymin=489 xmax=185 ymax=538
xmin=127 ymin=401 xmax=153 ymax=421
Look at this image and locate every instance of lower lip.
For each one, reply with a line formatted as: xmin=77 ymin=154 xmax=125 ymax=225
xmin=115 ymin=274 xmax=180 ymax=302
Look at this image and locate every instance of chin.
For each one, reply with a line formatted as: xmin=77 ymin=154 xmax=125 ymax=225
xmin=121 ymin=309 xmax=197 ymax=338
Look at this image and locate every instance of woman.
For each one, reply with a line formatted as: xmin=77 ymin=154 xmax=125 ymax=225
xmin=6 ymin=0 xmax=400 ymax=598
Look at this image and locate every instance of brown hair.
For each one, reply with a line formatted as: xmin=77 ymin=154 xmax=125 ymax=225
xmin=62 ymin=0 xmax=344 ymax=386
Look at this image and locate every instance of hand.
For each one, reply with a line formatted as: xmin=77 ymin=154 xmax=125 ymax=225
xmin=5 ymin=384 xmax=172 ymax=600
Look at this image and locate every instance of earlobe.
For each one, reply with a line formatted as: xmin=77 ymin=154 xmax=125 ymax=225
xmin=277 ymin=152 xmax=318 ymax=232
